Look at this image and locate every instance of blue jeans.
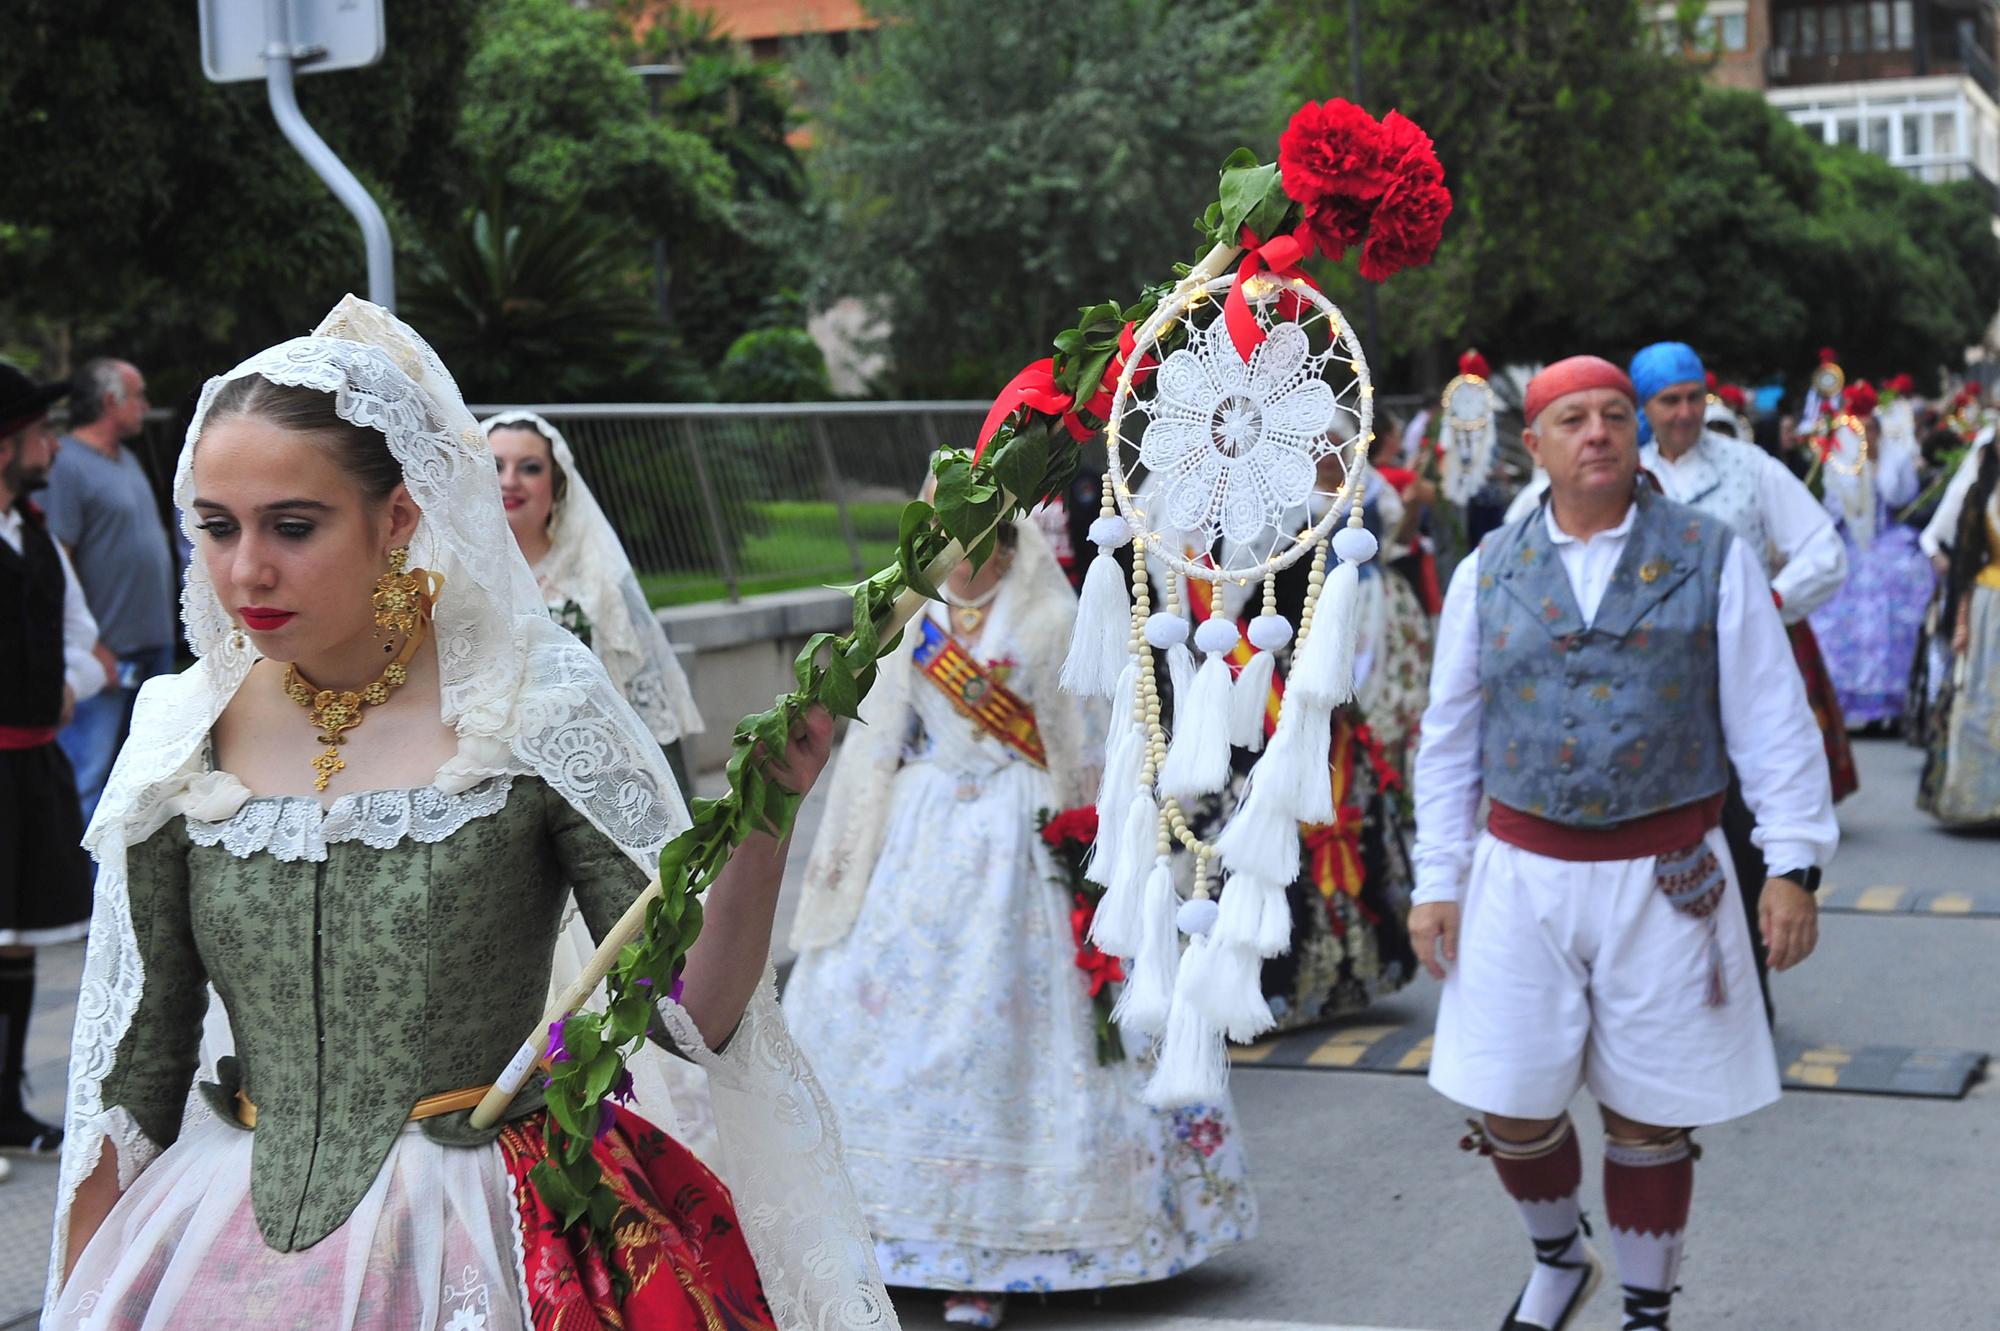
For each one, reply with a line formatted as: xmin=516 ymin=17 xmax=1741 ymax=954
xmin=60 ymin=643 xmax=177 ymax=827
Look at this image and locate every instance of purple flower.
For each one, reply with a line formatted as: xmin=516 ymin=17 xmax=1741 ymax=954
xmin=609 ymin=1068 xmax=636 ymax=1106
xmin=635 ymin=976 xmax=654 ymax=989
xmin=546 ymin=1016 xmax=571 ymax=1065
xmin=594 ymin=1100 xmax=618 ymax=1143
xmin=668 ymin=976 xmax=685 ymax=1004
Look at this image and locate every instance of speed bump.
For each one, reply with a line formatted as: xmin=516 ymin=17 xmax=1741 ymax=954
xmin=1230 ymin=1025 xmax=1988 ymax=1099
xmin=1817 ymin=883 xmax=2000 ymax=917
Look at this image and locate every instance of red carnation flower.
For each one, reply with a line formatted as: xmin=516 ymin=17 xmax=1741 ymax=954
xmin=1301 ymin=194 xmax=1376 ymax=261
xmin=1376 ymin=109 xmax=1444 ymax=187
xmin=1844 ymin=380 xmax=1878 ymax=418
xmin=1279 ymin=99 xmax=1393 ymax=212
xmin=1458 ymin=349 xmax=1490 ymax=379
xmin=1359 ymin=176 xmax=1452 ymax=282
xmin=1039 ymin=805 xmax=1099 ymax=849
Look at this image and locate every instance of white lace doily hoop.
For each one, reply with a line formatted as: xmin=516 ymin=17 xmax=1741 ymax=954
xmin=1105 ymin=268 xmax=1374 ymax=584
xmin=1067 ymin=257 xmax=1384 ymax=1112
xmin=1438 ymin=370 xmax=1497 ymax=506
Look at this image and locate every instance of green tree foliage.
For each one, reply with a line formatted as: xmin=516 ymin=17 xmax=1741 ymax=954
xmin=718 ymin=327 xmax=833 ymax=402
xmin=799 ymin=0 xmax=1289 ymax=397
xmin=1 ymin=0 xmax=478 ymax=400
xmin=1593 ymin=89 xmax=2000 ymax=386
xmin=1285 ymin=0 xmax=2000 ymax=389
xmin=459 ymin=0 xmax=732 ymax=244
xmin=1276 ymin=0 xmax=1696 ymax=374
xmin=401 ymin=183 xmax=665 ymax=403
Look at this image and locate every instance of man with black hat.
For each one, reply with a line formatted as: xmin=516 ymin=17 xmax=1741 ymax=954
xmin=0 ymin=363 xmax=114 ymax=1169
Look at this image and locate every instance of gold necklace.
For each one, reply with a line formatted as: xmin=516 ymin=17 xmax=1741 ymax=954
xmin=282 ymin=621 xmax=426 ymax=792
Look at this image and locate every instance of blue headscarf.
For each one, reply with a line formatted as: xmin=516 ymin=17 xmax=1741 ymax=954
xmin=1628 ymin=342 xmax=1705 ymax=445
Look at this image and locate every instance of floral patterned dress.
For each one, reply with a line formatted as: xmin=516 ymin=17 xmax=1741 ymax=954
xmin=783 ymin=606 xmax=1256 ymax=1293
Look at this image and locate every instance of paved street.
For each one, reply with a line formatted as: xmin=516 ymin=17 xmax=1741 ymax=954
xmin=5 ymin=736 xmax=1993 ymax=1329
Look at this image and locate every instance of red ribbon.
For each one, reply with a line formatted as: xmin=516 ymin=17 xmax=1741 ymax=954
xmin=1223 ymin=223 xmax=1319 ymax=363
xmin=974 ymin=321 xmax=1159 ymax=462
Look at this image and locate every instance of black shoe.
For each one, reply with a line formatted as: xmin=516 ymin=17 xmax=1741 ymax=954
xmin=1499 ymin=1234 xmax=1604 ymax=1330
xmin=1623 ymin=1285 xmax=1673 ymax=1330
xmin=0 ymin=1108 xmax=63 ymax=1154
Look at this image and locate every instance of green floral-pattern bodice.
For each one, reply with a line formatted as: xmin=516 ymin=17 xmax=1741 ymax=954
xmin=100 ymin=774 xmax=651 ymax=1253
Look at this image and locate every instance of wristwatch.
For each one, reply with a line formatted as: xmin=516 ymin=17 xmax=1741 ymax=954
xmin=1769 ymin=866 xmax=1821 ymax=892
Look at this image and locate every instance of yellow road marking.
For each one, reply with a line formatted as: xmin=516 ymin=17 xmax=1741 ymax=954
xmin=1306 ymin=1024 xmax=1401 ymax=1068
xmin=1397 ymin=1036 xmax=1435 ymax=1071
xmin=1929 ymin=894 xmax=1974 ymax=915
xmin=1230 ymin=1040 xmax=1279 ymax=1064
xmin=1855 ymin=885 xmax=1908 ymax=912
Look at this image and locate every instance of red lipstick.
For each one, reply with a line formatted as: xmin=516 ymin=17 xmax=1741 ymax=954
xmin=239 ymin=608 xmax=296 ymax=631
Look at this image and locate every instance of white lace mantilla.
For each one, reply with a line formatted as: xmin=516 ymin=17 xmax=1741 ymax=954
xmin=51 ymin=296 xmax=898 ymax=1331
xmin=185 ymin=778 xmax=514 ymax=863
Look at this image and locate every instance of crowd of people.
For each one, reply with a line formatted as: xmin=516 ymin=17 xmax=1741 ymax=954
xmin=0 ymin=305 xmax=1995 ymax=1331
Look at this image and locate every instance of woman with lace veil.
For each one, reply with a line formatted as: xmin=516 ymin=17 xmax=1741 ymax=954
xmin=482 ymin=410 xmax=703 ymax=795
xmin=47 ymin=297 xmax=898 ymax=1331
xmin=783 ymin=507 xmax=1255 ymax=1330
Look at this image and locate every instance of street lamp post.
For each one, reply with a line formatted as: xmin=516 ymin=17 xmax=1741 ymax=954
xmin=631 ymin=63 xmax=686 ymax=326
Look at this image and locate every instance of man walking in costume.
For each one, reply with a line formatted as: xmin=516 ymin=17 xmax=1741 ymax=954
xmin=1409 ymin=357 xmax=1837 ymax=1331
xmin=1627 ymin=341 xmax=1852 ymax=1012
xmin=0 ymin=364 xmax=111 ymax=1168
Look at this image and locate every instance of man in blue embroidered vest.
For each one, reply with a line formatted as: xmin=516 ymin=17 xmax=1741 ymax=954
xmin=1408 ymin=356 xmax=1837 ymax=1331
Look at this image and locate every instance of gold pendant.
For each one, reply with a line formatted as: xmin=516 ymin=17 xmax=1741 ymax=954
xmin=951 ymin=605 xmax=985 ymax=636
xmin=311 ymin=747 xmax=345 ymax=793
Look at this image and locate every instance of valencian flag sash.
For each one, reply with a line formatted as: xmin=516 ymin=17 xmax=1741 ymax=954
xmin=913 ymin=616 xmax=1048 ymax=768
xmin=1183 ymin=571 xmax=1364 ymax=900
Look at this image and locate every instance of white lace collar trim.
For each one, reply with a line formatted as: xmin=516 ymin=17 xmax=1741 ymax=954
xmin=185 ymin=775 xmax=515 ymax=863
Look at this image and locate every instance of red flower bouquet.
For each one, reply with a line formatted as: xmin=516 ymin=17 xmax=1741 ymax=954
xmin=1036 ymin=805 xmax=1124 ymax=1064
xmin=1280 ymin=98 xmax=1451 ymax=283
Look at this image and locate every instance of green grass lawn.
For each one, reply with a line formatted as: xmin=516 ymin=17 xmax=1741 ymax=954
xmin=639 ymin=499 xmax=909 ymax=606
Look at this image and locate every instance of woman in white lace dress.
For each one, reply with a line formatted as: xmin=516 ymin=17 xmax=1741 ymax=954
xmin=483 ymin=411 xmax=703 ymax=794
xmin=47 ymin=299 xmax=897 ymax=1331
xmin=783 ymin=516 xmax=1256 ymax=1329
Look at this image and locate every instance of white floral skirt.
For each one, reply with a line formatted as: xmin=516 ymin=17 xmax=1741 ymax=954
xmin=784 ymin=759 xmax=1257 ymax=1293
xmin=51 ymin=1113 xmax=526 ymax=1331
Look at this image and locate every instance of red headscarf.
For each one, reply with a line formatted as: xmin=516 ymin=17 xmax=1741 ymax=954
xmin=1523 ymin=355 xmax=1637 ymax=426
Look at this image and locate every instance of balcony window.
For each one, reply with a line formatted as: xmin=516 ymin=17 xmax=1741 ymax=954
xmin=1848 ymin=4 xmax=1869 ymax=53
xmin=1778 ymin=10 xmax=1798 ymax=49
xmin=1870 ymin=2 xmax=1891 ymax=51
xmin=1836 ymin=117 xmax=1861 ymax=147
xmin=1894 ymin=1 xmax=1914 ymax=50
xmin=1800 ymin=9 xmax=1820 ymax=53
xmin=1868 ymin=115 xmax=1892 ymax=155
xmin=1903 ymin=114 xmax=1922 ymax=158
xmin=1721 ymin=13 xmax=1748 ymax=50
xmin=1934 ymin=111 xmax=1960 ymax=158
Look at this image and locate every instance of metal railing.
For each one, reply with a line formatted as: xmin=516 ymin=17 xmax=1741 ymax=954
xmin=469 ymin=401 xmax=989 ymax=603
xmin=145 ymin=393 xmax=1448 ymax=607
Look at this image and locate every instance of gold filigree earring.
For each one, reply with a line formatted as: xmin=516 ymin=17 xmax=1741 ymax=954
xmin=372 ymin=546 xmax=441 ymax=641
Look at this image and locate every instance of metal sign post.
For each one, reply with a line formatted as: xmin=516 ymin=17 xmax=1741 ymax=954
xmin=199 ymin=0 xmax=395 ymax=309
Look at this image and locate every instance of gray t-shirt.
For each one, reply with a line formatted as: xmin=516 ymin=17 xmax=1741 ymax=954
xmin=43 ymin=437 xmax=177 ymax=654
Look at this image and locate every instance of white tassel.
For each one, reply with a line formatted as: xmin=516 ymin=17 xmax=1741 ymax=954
xmin=1213 ymin=869 xmax=1291 ymax=959
xmin=1060 ymin=518 xmax=1133 ymax=697
xmin=1229 ymin=649 xmax=1276 ymax=751
xmin=1189 ymin=939 xmax=1277 ymax=1043
xmin=1158 ymin=633 xmax=1237 ymax=800
xmin=1089 ymin=788 xmax=1155 ymax=957
xmin=1111 ymin=855 xmax=1179 ymax=1038
xmin=1215 ymin=769 xmax=1303 ymax=884
xmin=1144 ymin=937 xmax=1231 ymax=1107
xmin=1165 ymin=641 xmax=1195 ymax=711
xmin=1084 ymin=686 xmax=1141 ymax=890
xmin=1288 ymin=560 xmax=1360 ymax=708
xmin=1240 ymin=697 xmax=1334 ymax=825
xmin=1257 ymin=877 xmax=1295 ymax=956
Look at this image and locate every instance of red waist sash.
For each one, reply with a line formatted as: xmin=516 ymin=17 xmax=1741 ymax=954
xmin=1488 ymin=793 xmax=1725 ymax=863
xmin=0 ymin=725 xmax=58 ymax=750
